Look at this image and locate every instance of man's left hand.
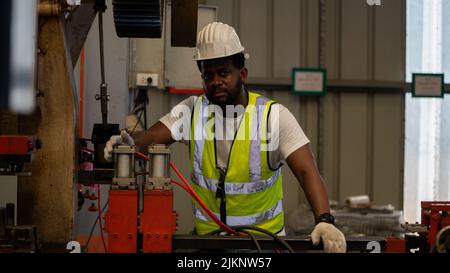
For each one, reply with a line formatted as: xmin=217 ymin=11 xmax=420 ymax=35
xmin=311 ymin=222 xmax=347 ymax=253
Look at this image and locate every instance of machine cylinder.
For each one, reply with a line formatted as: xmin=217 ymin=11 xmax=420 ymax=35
xmin=117 ymin=154 xmax=131 ymax=178
xmin=152 ymin=154 xmax=165 ymax=178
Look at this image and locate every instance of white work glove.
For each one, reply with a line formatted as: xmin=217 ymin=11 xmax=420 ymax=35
xmin=311 ymin=222 xmax=347 ymax=253
xmin=103 ymin=130 xmax=135 ymax=162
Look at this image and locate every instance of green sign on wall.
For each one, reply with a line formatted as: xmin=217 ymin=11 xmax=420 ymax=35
xmin=412 ymin=73 xmax=444 ymax=98
xmin=292 ymin=68 xmax=327 ymax=96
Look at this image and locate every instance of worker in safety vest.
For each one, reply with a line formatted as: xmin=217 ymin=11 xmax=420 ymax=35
xmin=105 ymin=22 xmax=346 ymax=253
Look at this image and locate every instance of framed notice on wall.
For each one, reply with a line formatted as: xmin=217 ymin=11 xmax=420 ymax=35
xmin=292 ymin=68 xmax=327 ymax=96
xmin=412 ymin=73 xmax=444 ymax=98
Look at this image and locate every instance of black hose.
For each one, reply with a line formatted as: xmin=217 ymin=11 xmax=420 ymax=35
xmin=206 ymin=225 xmax=294 ymax=253
xmin=235 ymin=229 xmax=262 ymax=253
xmin=233 ymin=226 xmax=295 ymax=253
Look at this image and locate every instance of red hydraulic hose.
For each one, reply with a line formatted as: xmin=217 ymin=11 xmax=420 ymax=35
xmin=168 ymin=160 xmax=239 ymax=235
xmin=170 ymin=179 xmax=190 ymax=192
xmin=135 ymin=151 xmax=149 ymax=161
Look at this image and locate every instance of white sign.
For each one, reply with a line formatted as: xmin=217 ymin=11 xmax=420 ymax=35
xmin=292 ymin=69 xmax=327 ymax=96
xmin=413 ymin=74 xmax=444 ymax=97
xmin=295 ymin=72 xmax=323 ymax=92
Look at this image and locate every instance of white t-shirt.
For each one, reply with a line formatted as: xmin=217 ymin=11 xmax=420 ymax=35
xmin=160 ymin=95 xmax=310 ymax=169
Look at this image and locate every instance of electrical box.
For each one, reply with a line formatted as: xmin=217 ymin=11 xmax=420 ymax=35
xmin=136 ymin=73 xmax=159 ymax=87
xmin=128 ymin=4 xmax=217 ymax=90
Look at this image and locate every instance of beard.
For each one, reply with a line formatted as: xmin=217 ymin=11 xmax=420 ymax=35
xmin=206 ymin=80 xmax=243 ymax=107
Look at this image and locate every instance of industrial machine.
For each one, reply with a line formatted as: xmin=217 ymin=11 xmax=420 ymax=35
xmin=0 ymin=136 xmax=41 ymax=252
xmin=385 ymin=201 xmax=450 ymax=253
xmin=0 ymin=135 xmax=40 ymax=176
xmin=93 ymin=143 xmax=391 ymax=253
xmin=105 ymin=144 xmax=176 ymax=253
xmin=99 ymin=142 xmax=450 ymax=253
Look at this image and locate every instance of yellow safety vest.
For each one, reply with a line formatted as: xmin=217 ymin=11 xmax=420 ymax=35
xmin=189 ymin=91 xmax=284 ymax=235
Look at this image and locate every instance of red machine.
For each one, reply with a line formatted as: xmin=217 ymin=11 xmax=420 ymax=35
xmin=386 ymin=201 xmax=450 ymax=253
xmin=0 ymin=135 xmax=40 ymax=175
xmin=0 ymin=135 xmax=35 ymax=155
xmin=421 ymin=201 xmax=450 ymax=250
xmin=104 ymin=144 xmax=177 ymax=253
xmin=105 ymin=190 xmax=138 ymax=253
xmin=141 ymin=190 xmax=177 ymax=253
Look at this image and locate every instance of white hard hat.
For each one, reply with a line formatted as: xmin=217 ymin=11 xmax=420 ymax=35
xmin=194 ymin=22 xmax=247 ymax=61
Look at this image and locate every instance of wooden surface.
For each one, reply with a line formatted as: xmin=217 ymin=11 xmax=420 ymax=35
xmin=0 ymin=110 xmax=18 ymax=134
xmin=17 ymin=16 xmax=78 ymax=244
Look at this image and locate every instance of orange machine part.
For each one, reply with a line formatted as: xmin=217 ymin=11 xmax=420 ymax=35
xmin=105 ymin=190 xmax=138 ymax=253
xmin=0 ymin=136 xmax=32 ymax=155
xmin=141 ymin=190 xmax=177 ymax=253
xmin=385 ymin=237 xmax=406 ymax=253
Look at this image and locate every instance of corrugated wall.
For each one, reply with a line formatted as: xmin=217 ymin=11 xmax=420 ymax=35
xmin=202 ymin=0 xmax=406 ymax=212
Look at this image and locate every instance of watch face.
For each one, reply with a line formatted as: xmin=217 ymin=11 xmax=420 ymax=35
xmin=317 ymin=213 xmax=335 ymax=225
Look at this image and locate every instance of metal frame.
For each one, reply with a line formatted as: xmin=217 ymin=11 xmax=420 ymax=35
xmin=172 ymin=235 xmax=386 ymax=253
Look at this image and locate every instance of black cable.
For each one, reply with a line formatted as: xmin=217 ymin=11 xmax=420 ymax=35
xmin=236 ymin=230 xmax=262 ymax=253
xmin=205 ymin=229 xmax=262 ymax=252
xmin=129 ymin=109 xmax=145 ymax=135
xmin=143 ymin=101 xmax=148 ymax=130
xmin=208 ymin=226 xmax=294 ymax=253
xmin=98 ymin=13 xmax=105 ymax=85
xmin=134 ymin=89 xmax=149 ymax=107
xmin=85 ymin=200 xmax=109 ymax=250
xmin=206 ymin=226 xmax=292 ymax=253
xmin=233 ymin=226 xmax=295 ymax=253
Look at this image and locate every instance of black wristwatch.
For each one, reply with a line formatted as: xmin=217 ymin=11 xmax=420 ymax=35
xmin=315 ymin=213 xmax=335 ymax=225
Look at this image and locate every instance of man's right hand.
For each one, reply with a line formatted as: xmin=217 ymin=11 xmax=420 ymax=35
xmin=104 ymin=130 xmax=135 ymax=162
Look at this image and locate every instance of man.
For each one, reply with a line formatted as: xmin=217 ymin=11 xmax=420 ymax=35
xmin=105 ymin=22 xmax=346 ymax=253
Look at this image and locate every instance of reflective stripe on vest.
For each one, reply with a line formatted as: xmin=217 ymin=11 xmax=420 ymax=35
xmin=191 ymin=168 xmax=281 ymax=195
xmin=193 ymin=199 xmax=283 ymax=226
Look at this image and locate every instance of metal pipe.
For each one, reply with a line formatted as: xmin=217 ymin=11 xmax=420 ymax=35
xmin=91 ymin=0 xmax=108 ymax=126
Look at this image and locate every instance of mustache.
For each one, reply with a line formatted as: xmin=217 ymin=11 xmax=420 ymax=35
xmin=211 ymin=88 xmax=227 ymax=93
xmin=209 ymin=87 xmax=228 ymax=93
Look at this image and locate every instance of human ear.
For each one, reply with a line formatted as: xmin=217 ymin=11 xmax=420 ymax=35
xmin=240 ymin=67 xmax=248 ymax=83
